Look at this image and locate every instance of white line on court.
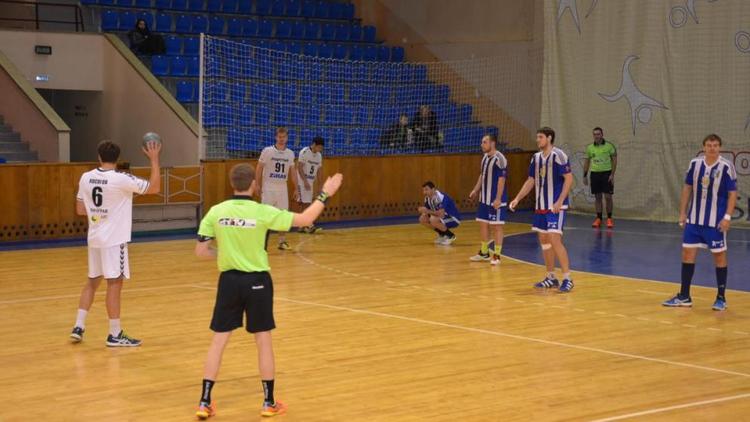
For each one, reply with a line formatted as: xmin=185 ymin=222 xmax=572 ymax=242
xmin=589 ymin=392 xmax=750 ymax=422
xmin=0 ymin=284 xmax=194 ymax=305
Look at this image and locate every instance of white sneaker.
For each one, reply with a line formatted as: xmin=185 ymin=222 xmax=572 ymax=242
xmin=490 ymin=254 xmax=501 ymax=265
xmin=440 ymin=235 xmax=456 ymax=245
xmin=434 ymin=235 xmax=446 ymax=244
xmin=469 ymin=252 xmax=491 ymax=262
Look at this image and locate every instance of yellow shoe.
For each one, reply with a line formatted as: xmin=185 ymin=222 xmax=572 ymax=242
xmin=261 ymin=400 xmax=287 ymax=417
xmin=196 ymin=402 xmax=215 ymax=420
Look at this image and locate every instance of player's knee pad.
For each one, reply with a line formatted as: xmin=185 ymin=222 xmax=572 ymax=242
xmin=541 ymin=243 xmax=552 ymax=250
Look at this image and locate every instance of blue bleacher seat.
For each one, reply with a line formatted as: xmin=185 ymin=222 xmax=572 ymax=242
xmin=349 ymin=45 xmax=363 ymax=61
xmin=285 ymin=0 xmax=300 ymax=16
xmin=334 ymin=23 xmax=350 ymax=41
xmin=329 ymin=2 xmax=344 ymax=19
xmin=154 ymin=0 xmax=169 ymax=8
xmin=175 ymin=14 xmax=191 ymax=32
xmin=183 ymin=36 xmax=199 ymax=55
xmin=308 ymin=61 xmax=323 ymax=79
xmin=176 ymin=80 xmax=195 ymax=102
xmin=289 ymin=21 xmax=305 ymax=38
xmin=169 ymin=56 xmax=187 ymax=76
xmin=343 ymin=3 xmax=354 ymax=19
xmin=280 ymin=83 xmax=296 ymax=101
xmin=208 ymin=16 xmax=224 ymax=34
xmin=363 ymin=25 xmax=376 ymax=42
xmin=348 ymin=84 xmax=363 ymax=102
xmin=206 ymin=80 xmax=228 ymax=102
xmin=155 ymin=12 xmax=171 ymax=31
xmin=349 ymin=24 xmax=362 ymax=41
xmin=229 ymin=83 xmax=246 ymax=102
xmin=256 ymin=0 xmax=271 ymax=14
xmin=101 ymin=10 xmax=119 ymax=31
xmin=203 ymin=0 xmax=218 ymax=10
xmin=186 ymin=56 xmax=199 ymax=76
xmin=258 ymin=19 xmax=273 ymax=36
xmin=135 ymin=0 xmax=151 ymax=7
xmin=249 ymin=83 xmax=266 ymax=102
xmin=237 ymin=0 xmax=251 ymax=13
xmin=222 ymin=0 xmax=237 ymax=12
xmin=298 ymin=84 xmax=314 ymax=102
xmin=332 ymin=44 xmax=348 ymax=59
xmin=118 ymin=11 xmax=136 ymax=30
xmin=171 ymin=0 xmax=187 ymax=10
xmin=351 ymin=63 xmax=368 ymax=80
xmin=275 ymin=20 xmax=291 ymax=38
xmin=318 ymin=43 xmax=333 ymax=58
xmin=226 ymin=128 xmax=244 ymax=151
xmin=304 ymin=21 xmax=319 ymax=39
xmin=188 ymin=0 xmax=203 ymax=10
xmin=271 ymin=0 xmax=284 ymax=15
xmin=203 ymin=104 xmax=229 ymax=127
xmin=256 ymin=105 xmax=271 ymax=125
xmin=330 ymin=83 xmax=345 ymax=103
xmin=116 ymin=0 xmax=134 ymax=7
xmin=302 ymin=42 xmax=318 ymax=57
xmin=434 ymin=84 xmax=450 ymax=103
xmin=268 ymin=40 xmax=285 ymax=51
xmin=391 ymin=46 xmax=404 ymax=62
xmin=301 ymin=0 xmax=315 ymax=17
xmin=286 ymin=41 xmax=301 ymax=54
xmin=314 ymin=1 xmax=329 ymax=18
xmin=151 ymin=55 xmax=169 ymax=76
xmin=414 ymin=65 xmax=428 ymax=81
xmin=242 ymin=18 xmax=257 ymax=36
xmin=257 ymin=58 xmax=274 ymax=79
xmin=377 ymin=46 xmax=390 ymax=61
xmin=277 ymin=62 xmax=302 ymax=80
xmin=238 ymin=105 xmax=253 ymax=125
xmin=225 ymin=58 xmax=246 ymax=78
xmin=165 ymin=36 xmax=182 ymax=55
xmin=226 ymin=18 xmax=242 ymax=36
xmin=205 ymin=56 xmax=221 ymax=76
xmin=355 ymin=106 xmax=369 ymax=124
xmin=101 ymin=0 xmax=115 ymax=4
xmin=191 ymin=15 xmax=207 ymax=33
xmin=321 ymin=23 xmax=335 ymax=40
xmin=80 ymin=0 xmax=96 ymax=5
xmin=363 ymin=46 xmax=377 ymax=61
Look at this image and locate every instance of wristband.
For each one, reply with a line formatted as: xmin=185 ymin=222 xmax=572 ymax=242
xmin=723 ymin=214 xmax=731 ymax=221
xmin=316 ymin=191 xmax=329 ymax=204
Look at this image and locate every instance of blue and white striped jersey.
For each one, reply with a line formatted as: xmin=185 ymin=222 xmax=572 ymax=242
xmin=425 ymin=190 xmax=461 ymax=222
xmin=528 ymin=147 xmax=572 ymax=211
xmin=685 ymin=157 xmax=737 ymax=227
xmin=479 ymin=151 xmax=508 ymax=206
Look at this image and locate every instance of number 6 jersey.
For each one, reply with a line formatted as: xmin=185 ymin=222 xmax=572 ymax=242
xmin=259 ymin=145 xmax=295 ymax=192
xmin=76 ymin=168 xmax=150 ymax=248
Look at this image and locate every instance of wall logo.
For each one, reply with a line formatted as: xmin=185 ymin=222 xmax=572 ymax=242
xmin=599 ymin=55 xmax=668 ymax=135
xmin=556 ymin=0 xmax=600 ymax=34
xmin=669 ymin=0 xmax=719 ymax=29
xmin=737 ymin=31 xmax=750 ymax=53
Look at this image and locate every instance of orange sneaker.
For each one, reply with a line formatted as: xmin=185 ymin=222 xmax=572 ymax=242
xmin=606 ymin=218 xmax=614 ymax=228
xmin=261 ymin=400 xmax=287 ymax=417
xmin=196 ymin=402 xmax=216 ymax=420
xmin=592 ymin=218 xmax=601 ymax=228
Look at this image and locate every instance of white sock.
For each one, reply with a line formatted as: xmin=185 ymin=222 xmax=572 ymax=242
xmin=547 ymin=272 xmax=556 ymax=280
xmin=563 ymin=272 xmax=571 ymax=280
xmin=109 ymin=319 xmax=121 ymax=337
xmin=75 ymin=309 xmax=88 ymax=329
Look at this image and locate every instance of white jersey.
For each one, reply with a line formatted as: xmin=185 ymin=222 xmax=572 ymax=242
xmin=296 ymin=146 xmax=323 ymax=189
xmin=76 ymin=168 xmax=149 ymax=248
xmin=259 ymin=145 xmax=295 ymax=192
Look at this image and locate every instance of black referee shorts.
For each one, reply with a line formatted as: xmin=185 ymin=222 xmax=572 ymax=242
xmin=210 ymin=270 xmax=275 ymax=333
xmin=590 ymin=171 xmax=614 ymax=195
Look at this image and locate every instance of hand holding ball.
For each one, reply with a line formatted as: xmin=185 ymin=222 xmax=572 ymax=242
xmin=142 ymin=132 xmax=162 ymax=161
xmin=143 ymin=132 xmax=162 ymax=147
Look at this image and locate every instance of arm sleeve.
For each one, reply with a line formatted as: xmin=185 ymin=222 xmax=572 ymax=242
xmin=258 ymin=147 xmax=271 ymax=164
xmin=197 ymin=207 xmax=217 ymax=239
xmin=120 ymin=173 xmax=150 ymax=194
xmin=495 ymin=156 xmax=508 ymax=177
xmin=609 ymin=143 xmax=617 ymax=156
xmin=76 ymin=175 xmax=85 ymax=201
xmin=725 ymin=164 xmax=738 ymax=191
xmin=684 ymin=162 xmax=695 ymax=185
xmin=528 ymin=158 xmax=535 ymax=178
xmin=259 ymin=205 xmax=294 ymax=232
xmin=554 ymin=154 xmax=572 ymax=174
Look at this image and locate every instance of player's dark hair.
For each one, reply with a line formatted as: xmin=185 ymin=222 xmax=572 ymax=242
xmin=312 ymin=136 xmax=325 ymax=146
xmin=593 ymin=127 xmax=603 ymax=134
xmin=422 ymin=181 xmax=435 ymax=189
xmin=537 ymin=127 xmax=556 ymax=144
xmin=275 ymin=127 xmax=288 ymax=135
xmin=702 ymin=134 xmax=722 ymax=146
xmin=97 ymin=140 xmax=120 ymax=163
xmin=483 ymin=134 xmax=497 ymax=144
xmin=230 ymin=163 xmax=255 ymax=191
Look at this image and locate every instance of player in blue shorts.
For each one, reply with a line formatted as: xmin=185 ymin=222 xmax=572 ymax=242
xmin=663 ymin=134 xmax=737 ymax=311
xmin=418 ymin=181 xmax=460 ymax=245
xmin=510 ymin=127 xmax=574 ymax=292
xmin=468 ymin=134 xmax=508 ymax=265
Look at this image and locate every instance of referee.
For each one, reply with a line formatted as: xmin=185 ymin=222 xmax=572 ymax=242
xmin=193 ymin=163 xmax=343 ymax=419
xmin=583 ymin=127 xmax=617 ymax=228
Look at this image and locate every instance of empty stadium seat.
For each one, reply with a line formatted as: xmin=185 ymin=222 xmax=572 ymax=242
xmin=169 ymin=56 xmax=187 ymax=76
xmin=314 ymin=1 xmax=329 ymax=18
xmin=154 ymin=0 xmax=169 ymax=8
xmin=304 ymin=21 xmax=319 ymax=39
xmin=165 ymin=36 xmax=182 ymax=55
xmin=302 ymin=42 xmax=318 ymax=57
xmin=175 ymin=14 xmax=191 ymax=32
xmin=321 ymin=23 xmax=335 ymax=41
xmin=190 ymin=15 xmax=207 ymax=33
xmin=222 ymin=0 xmax=237 ymax=13
xmin=258 ymin=19 xmax=273 ymax=36
xmin=377 ymin=46 xmax=390 ymax=62
xmin=186 ymin=56 xmax=199 ymax=76
xmin=332 ymin=44 xmax=348 ymax=59
xmin=363 ymin=46 xmax=377 ymax=61
xmin=155 ymin=13 xmax=171 ymax=31
xmin=256 ymin=0 xmax=271 ymax=14
xmin=275 ymin=20 xmax=291 ymax=38
xmin=237 ymin=0 xmax=251 ymax=13
xmin=391 ymin=46 xmax=404 ymax=62
xmin=317 ymin=43 xmax=333 ymax=58
xmin=226 ymin=18 xmax=242 ymax=36
xmin=285 ymin=0 xmax=300 ymax=16
xmin=183 ymin=37 xmax=199 ymax=55
xmin=135 ymin=0 xmax=152 ymax=7
xmin=242 ymin=18 xmax=257 ymax=36
xmin=349 ymin=23 xmax=362 ymax=41
xmin=271 ymin=0 xmax=284 ymax=15
xmin=101 ymin=10 xmax=119 ymax=31
xmin=176 ymin=80 xmax=196 ymax=102
xmin=151 ymin=55 xmax=169 ymax=76
xmin=286 ymin=41 xmax=302 ymax=54
xmin=205 ymin=80 xmax=228 ymax=102
xmin=188 ymin=0 xmax=204 ymax=11
xmin=363 ymin=25 xmax=376 ymax=42
xmin=171 ymin=0 xmax=187 ymax=10
xmin=208 ymin=16 xmax=224 ymax=35
xmin=116 ymin=0 xmax=134 ymax=7
xmin=118 ymin=11 xmax=136 ymax=30
xmin=229 ymin=83 xmax=246 ymax=102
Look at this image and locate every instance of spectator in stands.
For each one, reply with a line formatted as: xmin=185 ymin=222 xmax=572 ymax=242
xmin=380 ymin=114 xmax=413 ymax=150
xmin=413 ymin=105 xmax=439 ymax=151
xmin=128 ymin=19 xmax=165 ymax=55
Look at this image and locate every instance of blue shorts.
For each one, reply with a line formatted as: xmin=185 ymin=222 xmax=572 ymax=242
xmin=476 ymin=203 xmax=506 ymax=225
xmin=441 ymin=216 xmax=460 ymax=229
xmin=683 ymin=223 xmax=727 ymax=252
xmin=532 ymin=210 xmax=566 ymax=234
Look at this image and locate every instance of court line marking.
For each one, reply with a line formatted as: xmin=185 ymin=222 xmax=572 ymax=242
xmin=0 ymin=284 xmax=193 ymax=305
xmin=589 ymin=391 xmax=750 ymax=422
xmin=565 ymin=226 xmax=750 ymax=244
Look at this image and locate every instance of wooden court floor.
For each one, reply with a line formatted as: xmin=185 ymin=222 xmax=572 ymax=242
xmin=1 ymin=221 xmax=749 ymax=421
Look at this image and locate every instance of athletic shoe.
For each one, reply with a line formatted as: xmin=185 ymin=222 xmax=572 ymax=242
xmin=309 ymin=225 xmax=323 ymax=234
xmin=662 ymin=295 xmax=692 ymax=307
xmin=559 ymin=278 xmax=574 ymax=292
xmin=606 ymin=218 xmax=614 ymax=229
xmin=712 ymin=297 xmax=727 ymax=311
xmin=469 ymin=252 xmax=491 ymax=262
xmin=261 ymin=400 xmax=287 ymax=417
xmin=278 ymin=241 xmax=291 ymax=251
xmin=440 ymin=235 xmax=456 ymax=246
xmin=534 ymin=277 xmax=559 ymax=289
xmin=196 ymin=402 xmax=216 ymax=420
xmin=106 ymin=331 xmax=142 ymax=347
xmin=298 ymin=226 xmax=310 ymax=234
xmin=70 ymin=326 xmax=84 ymax=343
xmin=434 ymin=235 xmax=446 ymax=244
xmin=592 ymin=218 xmax=601 ymax=228
xmin=490 ymin=254 xmax=501 ymax=265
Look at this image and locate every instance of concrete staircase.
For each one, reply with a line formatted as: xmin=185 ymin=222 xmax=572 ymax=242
xmin=0 ymin=115 xmax=39 ymax=162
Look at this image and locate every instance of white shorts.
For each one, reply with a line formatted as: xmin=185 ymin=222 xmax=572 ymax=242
xmin=262 ymin=189 xmax=289 ymax=210
xmin=88 ymin=243 xmax=130 ymax=280
xmin=297 ymin=186 xmax=313 ymax=204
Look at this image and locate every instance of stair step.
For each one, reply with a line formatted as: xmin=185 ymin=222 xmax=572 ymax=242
xmin=0 ymin=132 xmax=21 ymax=142
xmin=0 ymin=151 xmax=38 ymax=162
xmin=0 ymin=142 xmax=30 ymax=152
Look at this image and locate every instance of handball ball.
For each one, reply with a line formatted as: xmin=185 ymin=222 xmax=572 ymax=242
xmin=142 ymin=132 xmax=162 ymax=147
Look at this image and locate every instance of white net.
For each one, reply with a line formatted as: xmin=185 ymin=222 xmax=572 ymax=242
xmin=199 ymin=35 xmax=533 ymax=159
